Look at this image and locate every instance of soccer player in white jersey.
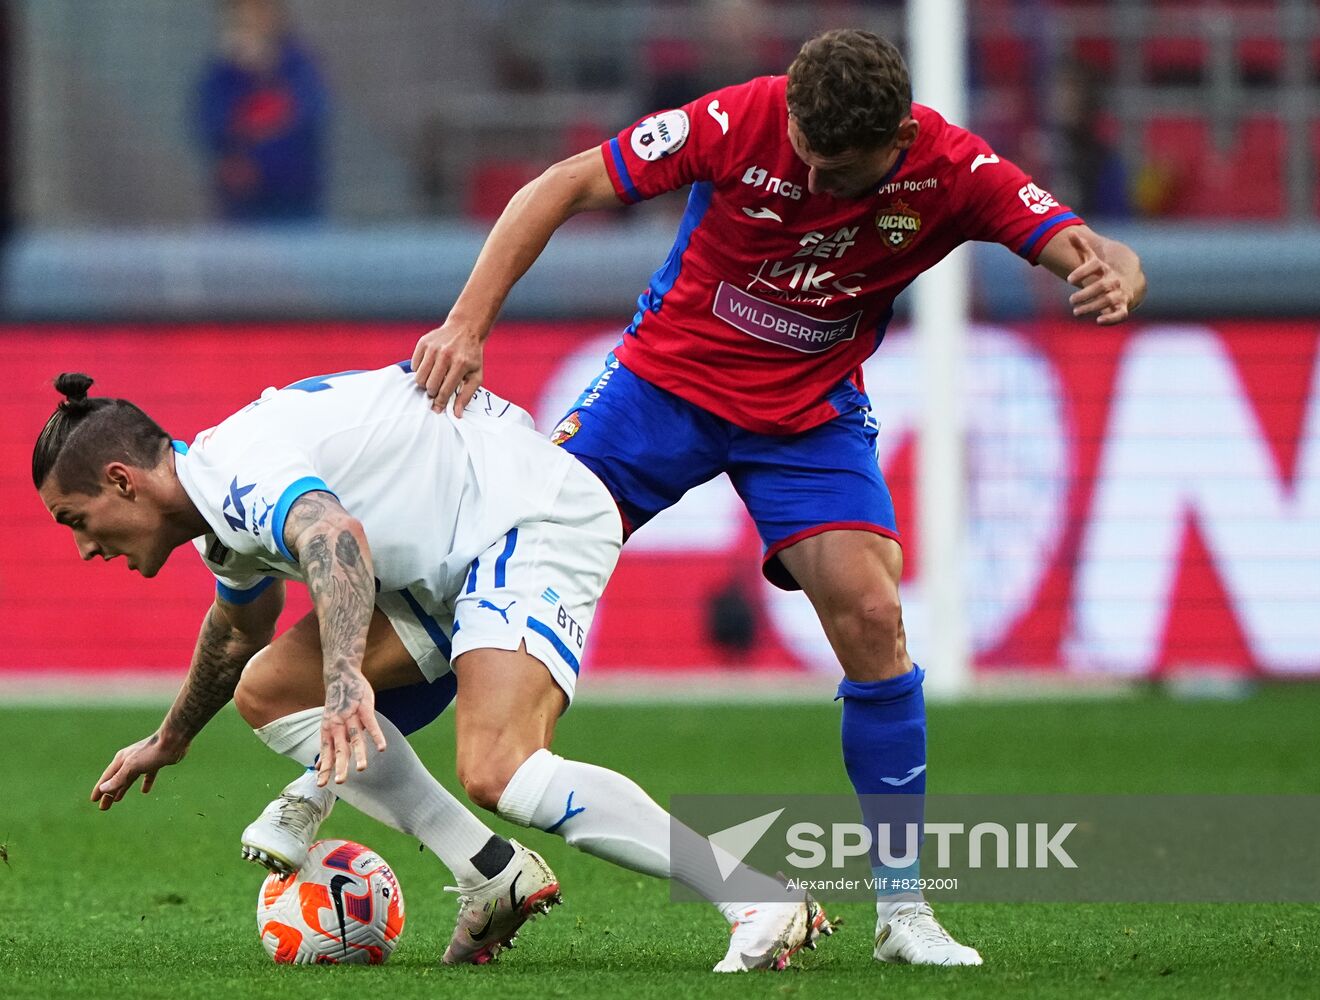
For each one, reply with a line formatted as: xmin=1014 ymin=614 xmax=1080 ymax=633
xmin=34 ymin=367 xmax=830 ymax=971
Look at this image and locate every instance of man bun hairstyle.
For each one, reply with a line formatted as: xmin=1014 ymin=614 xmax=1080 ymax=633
xmin=786 ymin=28 xmax=912 ymax=157
xmin=54 ymin=372 xmax=95 ymax=409
xmin=32 ymin=373 xmax=171 ymax=493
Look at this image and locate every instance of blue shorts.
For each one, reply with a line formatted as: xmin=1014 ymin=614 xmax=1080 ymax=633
xmin=375 ymin=672 xmax=456 ymax=736
xmin=553 ymin=353 xmax=899 ymax=591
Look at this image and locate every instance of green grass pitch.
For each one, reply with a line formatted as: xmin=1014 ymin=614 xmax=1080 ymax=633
xmin=3 ymin=688 xmax=1319 ymax=999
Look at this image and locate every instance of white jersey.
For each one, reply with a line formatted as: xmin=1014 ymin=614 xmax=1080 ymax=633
xmin=177 ymin=363 xmax=578 ymax=609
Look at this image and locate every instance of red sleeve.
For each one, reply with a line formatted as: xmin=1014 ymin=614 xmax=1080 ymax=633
xmin=599 ymin=79 xmax=767 ymax=204
xmin=946 ymin=124 xmax=1084 ymax=264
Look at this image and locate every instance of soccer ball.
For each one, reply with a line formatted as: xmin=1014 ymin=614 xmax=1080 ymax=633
xmin=256 ymin=839 xmax=406 ymax=964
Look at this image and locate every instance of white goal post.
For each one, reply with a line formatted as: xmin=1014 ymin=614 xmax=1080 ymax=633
xmin=906 ymin=0 xmax=973 ymax=697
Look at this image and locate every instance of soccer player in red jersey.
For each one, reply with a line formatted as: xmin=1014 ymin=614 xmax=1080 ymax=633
xmin=412 ymin=28 xmax=1146 ymax=967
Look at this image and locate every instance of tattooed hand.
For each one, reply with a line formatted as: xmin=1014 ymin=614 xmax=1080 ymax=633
xmin=319 ymin=664 xmax=387 ymax=786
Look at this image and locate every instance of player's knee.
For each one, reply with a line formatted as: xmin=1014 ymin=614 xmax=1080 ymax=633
xmin=234 ymin=646 xmax=281 ymax=728
xmin=458 ymin=741 xmax=541 ymax=812
xmin=233 ymin=680 xmax=264 ymax=728
xmin=457 ymin=747 xmax=529 ymax=812
xmin=835 ymin=585 xmax=904 ymax=645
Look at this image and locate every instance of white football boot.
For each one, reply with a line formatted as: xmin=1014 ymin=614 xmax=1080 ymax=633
xmin=713 ymin=896 xmax=833 ymax=972
xmin=240 ymin=772 xmax=335 ymax=875
xmin=874 ymin=901 xmax=983 ymax=966
xmin=442 ymin=840 xmax=562 ymax=965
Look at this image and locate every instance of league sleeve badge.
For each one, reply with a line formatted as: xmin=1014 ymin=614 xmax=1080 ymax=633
xmin=630 ymin=110 xmax=691 ymax=162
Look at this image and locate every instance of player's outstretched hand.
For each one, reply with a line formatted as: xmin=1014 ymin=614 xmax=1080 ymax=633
xmin=412 ymin=319 xmax=485 ymax=417
xmin=90 ymin=732 xmax=186 ymax=811
xmin=318 ymin=669 xmax=387 ymax=787
xmin=1065 ymin=229 xmax=1139 ymax=326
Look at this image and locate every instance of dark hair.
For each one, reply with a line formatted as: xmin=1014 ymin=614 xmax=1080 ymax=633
xmin=32 ymin=373 xmax=171 ymax=493
xmin=786 ymin=29 xmax=912 ymax=156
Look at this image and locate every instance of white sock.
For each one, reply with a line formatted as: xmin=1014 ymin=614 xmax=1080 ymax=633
xmin=254 ymin=707 xmax=496 ymax=886
xmin=497 ymin=749 xmax=795 ymax=923
xmin=282 ymin=767 xmax=332 ymax=805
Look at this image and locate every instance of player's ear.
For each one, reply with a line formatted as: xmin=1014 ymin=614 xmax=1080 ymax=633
xmin=893 ymin=117 xmax=918 ymax=150
xmin=105 ymin=462 xmax=135 ymax=498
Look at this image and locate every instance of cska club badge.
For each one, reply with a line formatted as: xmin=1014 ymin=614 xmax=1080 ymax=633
xmin=550 ymin=411 xmax=582 ymax=446
xmin=875 ymin=198 xmax=922 ymax=253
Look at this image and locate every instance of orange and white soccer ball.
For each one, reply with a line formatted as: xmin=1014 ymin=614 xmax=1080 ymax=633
xmin=256 ymin=839 xmax=406 ymax=964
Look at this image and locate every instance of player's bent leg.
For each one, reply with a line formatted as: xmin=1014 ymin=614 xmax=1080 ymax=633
xmin=453 ymin=646 xmax=831 ymax=971
xmin=236 ymin=612 xmax=342 ymax=874
xmin=236 ymin=607 xmax=433 ymax=874
xmin=452 ymin=644 xmax=566 ymax=811
xmin=777 ymin=532 xmax=928 ymax=836
xmin=233 ymin=607 xmax=427 ymax=729
xmin=778 ymin=530 xmax=979 ymax=966
xmin=438 ymin=645 xmax=565 ymax=965
xmin=239 ymin=611 xmax=534 ymax=969
xmin=241 ymin=670 xmax=462 ymax=875
xmin=776 ymin=529 xmax=911 ymax=682
xmin=454 ymin=644 xmax=679 ymax=870
xmin=250 ymin=702 xmax=533 ymax=966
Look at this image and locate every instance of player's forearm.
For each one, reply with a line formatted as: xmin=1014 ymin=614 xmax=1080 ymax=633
xmin=446 ymin=176 xmax=577 ymax=333
xmin=448 ymin=155 xmax=610 ymax=334
xmin=158 ymin=604 xmax=267 ymax=750
xmin=291 ymin=505 xmax=376 ymax=707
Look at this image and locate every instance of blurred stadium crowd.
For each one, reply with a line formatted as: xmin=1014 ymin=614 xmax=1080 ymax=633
xmin=2 ymin=0 xmax=1318 ymax=230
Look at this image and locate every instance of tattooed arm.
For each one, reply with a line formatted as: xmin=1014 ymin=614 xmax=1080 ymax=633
xmin=90 ymin=582 xmax=284 ymax=811
xmin=281 ymin=491 xmax=388 ymax=785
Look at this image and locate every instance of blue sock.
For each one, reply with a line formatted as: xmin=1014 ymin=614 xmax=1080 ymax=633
xmin=836 ymin=665 xmax=926 ymax=902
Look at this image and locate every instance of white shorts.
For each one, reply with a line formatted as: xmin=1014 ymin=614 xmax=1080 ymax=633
xmin=375 ymin=460 xmax=621 ymax=705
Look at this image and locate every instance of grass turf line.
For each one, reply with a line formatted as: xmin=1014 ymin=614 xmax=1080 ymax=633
xmin=2 ymin=689 xmax=1319 ymax=998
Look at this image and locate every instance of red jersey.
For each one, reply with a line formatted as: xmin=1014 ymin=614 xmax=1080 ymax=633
xmin=600 ymin=75 xmax=1083 ymax=434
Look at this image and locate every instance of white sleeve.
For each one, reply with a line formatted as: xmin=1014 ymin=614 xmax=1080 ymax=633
xmin=190 ymin=535 xmax=277 ymax=605
xmin=184 ymin=434 xmax=339 ymax=564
